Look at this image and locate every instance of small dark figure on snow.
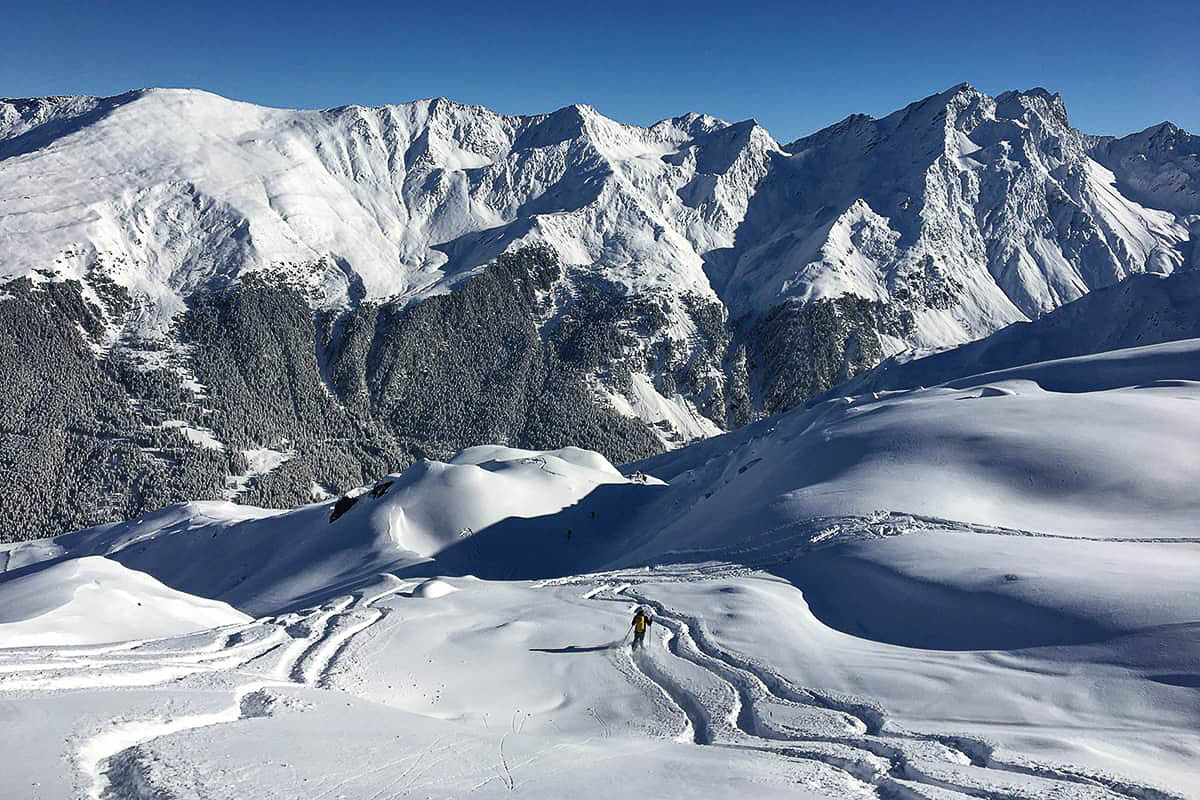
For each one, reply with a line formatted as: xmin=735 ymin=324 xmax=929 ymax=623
xmin=631 ymin=606 xmax=652 ymax=650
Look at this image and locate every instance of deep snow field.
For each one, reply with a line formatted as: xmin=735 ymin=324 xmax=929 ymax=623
xmin=2 ymin=340 xmax=1199 ymax=799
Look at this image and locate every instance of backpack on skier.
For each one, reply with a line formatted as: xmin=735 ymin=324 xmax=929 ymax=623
xmin=631 ymin=607 xmax=652 ymax=650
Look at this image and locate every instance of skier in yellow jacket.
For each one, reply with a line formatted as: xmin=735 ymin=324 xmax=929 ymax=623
xmin=631 ymin=607 xmax=652 ymax=650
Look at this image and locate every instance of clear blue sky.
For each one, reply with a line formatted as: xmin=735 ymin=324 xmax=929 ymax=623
xmin=3 ymin=0 xmax=1196 ymax=141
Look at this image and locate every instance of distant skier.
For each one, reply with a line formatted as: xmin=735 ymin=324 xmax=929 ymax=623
xmin=630 ymin=606 xmax=652 ymax=651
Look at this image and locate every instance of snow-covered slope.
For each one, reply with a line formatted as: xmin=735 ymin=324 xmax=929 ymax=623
xmin=2 ymin=335 xmax=1198 ymax=797
xmin=0 ymin=446 xmax=637 ymax=616
xmin=627 ymin=338 xmax=1200 ymax=546
xmin=1089 ymin=121 xmax=1200 ymax=217
xmin=0 ymin=555 xmax=249 ymax=647
xmin=828 ymin=267 xmax=1200 ymax=397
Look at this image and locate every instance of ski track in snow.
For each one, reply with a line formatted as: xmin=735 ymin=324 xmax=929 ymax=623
xmin=636 ymin=511 xmax=1200 ymax=573
xmin=2 ymin=509 xmax=1191 ymax=799
xmin=526 ymin=510 xmax=1199 ymax=798
xmin=51 ymin=577 xmax=411 ymax=800
xmin=567 ymin=577 xmax=1185 ymax=800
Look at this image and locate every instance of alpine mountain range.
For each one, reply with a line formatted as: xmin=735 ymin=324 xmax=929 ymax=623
xmin=1 ymin=82 xmax=1197 ymax=542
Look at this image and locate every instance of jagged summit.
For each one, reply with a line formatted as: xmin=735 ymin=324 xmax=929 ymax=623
xmin=655 ymin=111 xmax=726 ymax=136
xmin=994 ymin=86 xmax=1070 ymax=127
xmin=999 ymin=86 xmax=1063 ymax=105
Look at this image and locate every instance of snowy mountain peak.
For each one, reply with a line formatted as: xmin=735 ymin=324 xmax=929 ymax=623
xmin=1138 ymin=120 xmax=1195 ymax=150
xmin=653 ymin=111 xmax=727 ymax=139
xmin=1089 ymin=117 xmax=1200 ymax=217
xmin=0 ymin=84 xmax=1194 ymax=488
xmin=5 ymin=83 xmax=1182 ymax=331
xmin=994 ymin=86 xmax=1070 ymax=131
xmin=727 ymin=81 xmax=1190 ymax=348
xmin=0 ymin=87 xmax=804 ymax=328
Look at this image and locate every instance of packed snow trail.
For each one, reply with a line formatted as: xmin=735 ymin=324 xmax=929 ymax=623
xmin=573 ymin=579 xmax=1187 ymax=800
xmin=71 ymin=577 xmax=409 ymax=799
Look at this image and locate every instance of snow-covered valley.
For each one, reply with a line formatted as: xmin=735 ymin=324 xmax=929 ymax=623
xmin=2 ymin=328 xmax=1197 ymax=798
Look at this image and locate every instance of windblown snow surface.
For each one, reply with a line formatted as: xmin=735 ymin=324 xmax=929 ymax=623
xmin=1 ymin=341 xmax=1199 ymax=798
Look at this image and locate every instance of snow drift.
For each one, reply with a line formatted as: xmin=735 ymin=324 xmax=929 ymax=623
xmin=0 ymin=556 xmax=249 ymax=647
xmin=0 ymin=446 xmax=652 ymax=616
